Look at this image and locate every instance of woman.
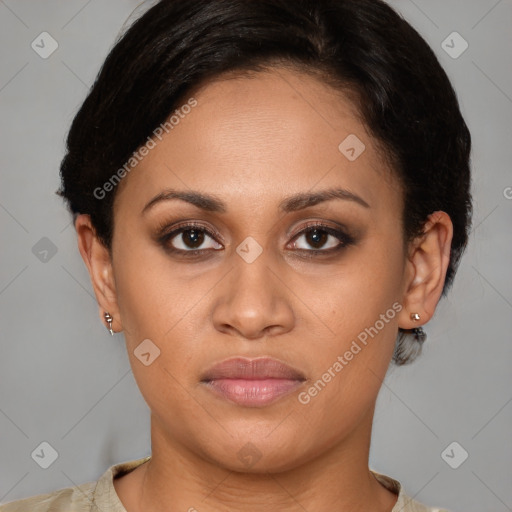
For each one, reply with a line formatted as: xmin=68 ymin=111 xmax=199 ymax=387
xmin=0 ymin=0 xmax=471 ymax=510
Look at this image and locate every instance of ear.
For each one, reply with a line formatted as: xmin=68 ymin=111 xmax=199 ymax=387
xmin=75 ymin=214 xmax=122 ymax=333
xmin=398 ymin=211 xmax=453 ymax=329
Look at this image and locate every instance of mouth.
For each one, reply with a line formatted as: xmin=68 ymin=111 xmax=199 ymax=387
xmin=200 ymin=356 xmax=306 ymax=407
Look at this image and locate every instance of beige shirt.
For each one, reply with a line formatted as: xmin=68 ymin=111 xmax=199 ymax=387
xmin=0 ymin=456 xmax=450 ymax=512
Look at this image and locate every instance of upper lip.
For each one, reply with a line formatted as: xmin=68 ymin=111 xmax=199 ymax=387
xmin=200 ymin=357 xmax=306 ymax=381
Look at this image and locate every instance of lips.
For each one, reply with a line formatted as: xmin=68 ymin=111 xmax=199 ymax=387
xmin=200 ymin=357 xmax=306 ymax=407
xmin=201 ymin=357 xmax=306 ymax=381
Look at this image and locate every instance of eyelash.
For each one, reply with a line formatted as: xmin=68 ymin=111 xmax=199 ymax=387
xmin=156 ymin=221 xmax=355 ymax=258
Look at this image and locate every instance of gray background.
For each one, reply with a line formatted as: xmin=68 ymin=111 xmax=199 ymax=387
xmin=0 ymin=1 xmax=511 ymax=511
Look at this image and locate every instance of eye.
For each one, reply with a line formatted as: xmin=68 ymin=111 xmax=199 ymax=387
xmin=289 ymin=223 xmax=354 ymax=253
xmin=157 ymin=220 xmax=355 ymax=258
xmin=160 ymin=222 xmax=223 ymax=254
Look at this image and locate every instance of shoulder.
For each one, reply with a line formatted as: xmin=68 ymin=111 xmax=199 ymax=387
xmin=371 ymin=470 xmax=452 ymax=512
xmin=0 ymin=456 xmax=151 ymax=512
xmin=0 ymin=481 xmax=96 ymax=512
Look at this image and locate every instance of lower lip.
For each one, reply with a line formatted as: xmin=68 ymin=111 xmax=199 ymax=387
xmin=202 ymin=378 xmax=304 ymax=407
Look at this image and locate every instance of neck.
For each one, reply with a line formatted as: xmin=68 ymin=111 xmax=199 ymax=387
xmin=116 ymin=406 xmax=398 ymax=512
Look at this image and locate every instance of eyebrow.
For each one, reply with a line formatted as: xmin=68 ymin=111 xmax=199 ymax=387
xmin=141 ymin=186 xmax=370 ymax=215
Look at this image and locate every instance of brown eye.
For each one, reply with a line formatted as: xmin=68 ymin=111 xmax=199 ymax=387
xmin=159 ymin=223 xmax=223 ymax=255
xmin=167 ymin=228 xmax=222 ymax=251
xmin=290 ymin=225 xmax=354 ymax=252
xmin=179 ymin=229 xmax=205 ymax=249
xmin=304 ymin=228 xmax=329 ymax=249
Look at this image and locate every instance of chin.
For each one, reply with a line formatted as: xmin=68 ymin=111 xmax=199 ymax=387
xmin=196 ymin=428 xmax=315 ymax=474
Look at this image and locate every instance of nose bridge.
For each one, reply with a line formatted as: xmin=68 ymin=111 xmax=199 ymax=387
xmin=230 ymin=236 xmax=276 ymax=307
xmin=211 ymin=236 xmax=294 ymax=338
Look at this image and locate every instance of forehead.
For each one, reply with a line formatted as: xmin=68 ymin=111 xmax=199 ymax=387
xmin=114 ymin=67 xmax=400 ymax=217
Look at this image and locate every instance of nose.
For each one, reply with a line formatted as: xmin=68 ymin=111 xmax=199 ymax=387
xmin=211 ymin=244 xmax=295 ymax=340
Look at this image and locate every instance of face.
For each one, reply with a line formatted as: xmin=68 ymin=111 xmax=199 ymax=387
xmin=79 ymin=66 xmax=448 ymax=473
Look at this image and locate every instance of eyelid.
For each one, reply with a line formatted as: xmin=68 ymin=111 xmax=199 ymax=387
xmin=288 ymin=219 xmax=350 ymax=238
xmin=156 ymin=219 xmax=224 ymax=244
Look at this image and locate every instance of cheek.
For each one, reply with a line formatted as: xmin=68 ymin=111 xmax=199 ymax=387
xmin=113 ymin=260 xmax=204 ymax=427
xmin=295 ymin=232 xmax=405 ymax=412
xmin=112 ymin=224 xmax=192 ymax=339
xmin=111 ymin=232 xmax=212 ymax=395
xmin=308 ymin=231 xmax=405 ymax=346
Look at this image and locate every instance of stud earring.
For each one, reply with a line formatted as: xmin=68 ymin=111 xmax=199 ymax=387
xmin=104 ymin=312 xmax=114 ymax=336
xmin=409 ymin=313 xmax=425 ymax=343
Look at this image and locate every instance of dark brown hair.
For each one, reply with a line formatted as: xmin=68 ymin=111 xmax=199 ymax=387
xmin=57 ymin=0 xmax=472 ymax=364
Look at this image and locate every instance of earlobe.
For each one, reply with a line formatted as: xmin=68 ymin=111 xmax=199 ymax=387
xmin=398 ymin=211 xmax=453 ymax=329
xmin=74 ymin=214 xmax=122 ymax=333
